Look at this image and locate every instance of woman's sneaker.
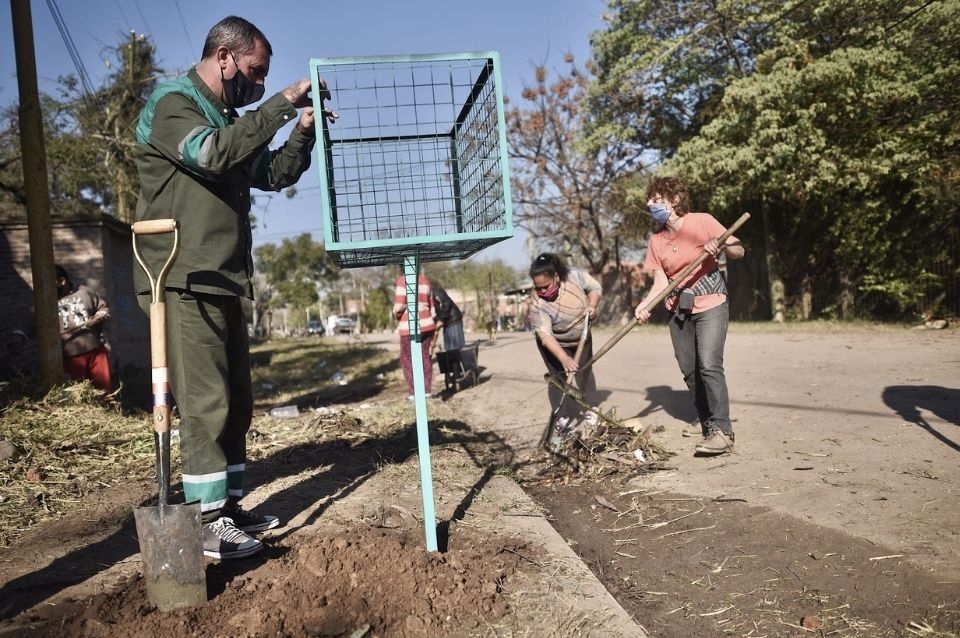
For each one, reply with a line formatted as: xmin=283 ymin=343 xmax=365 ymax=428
xmin=682 ymin=419 xmax=706 ymax=438
xmin=222 ymin=503 xmax=280 ymax=533
xmin=694 ymin=429 xmax=734 ymax=455
xmin=201 ymin=517 xmax=262 ymax=559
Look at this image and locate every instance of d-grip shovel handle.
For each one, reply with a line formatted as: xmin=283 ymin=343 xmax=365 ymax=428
xmin=131 ymin=219 xmax=178 ymax=235
xmin=132 ymin=219 xmax=180 ymax=435
xmin=581 ymin=212 xmax=751 ymax=371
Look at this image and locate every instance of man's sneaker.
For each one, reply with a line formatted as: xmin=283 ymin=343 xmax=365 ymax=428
xmin=694 ymin=429 xmax=734 ymax=455
xmin=222 ymin=503 xmax=280 ymax=533
xmin=202 ymin=517 xmax=262 ymax=559
xmin=682 ymin=420 xmax=706 ymax=438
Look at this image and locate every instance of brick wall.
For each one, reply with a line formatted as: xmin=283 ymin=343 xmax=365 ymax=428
xmin=0 ymin=215 xmax=150 ymax=406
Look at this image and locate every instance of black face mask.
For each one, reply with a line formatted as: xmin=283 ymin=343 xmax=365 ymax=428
xmin=221 ymin=51 xmax=265 ymax=108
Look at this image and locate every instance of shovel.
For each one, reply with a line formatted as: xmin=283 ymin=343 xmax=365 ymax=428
xmin=131 ymin=219 xmax=206 ymax=611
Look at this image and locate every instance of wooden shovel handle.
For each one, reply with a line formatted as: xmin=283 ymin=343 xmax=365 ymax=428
xmin=581 ymin=212 xmax=751 ymax=371
xmin=131 ymin=218 xmax=178 ymax=435
xmin=132 ymin=219 xmax=177 ymax=235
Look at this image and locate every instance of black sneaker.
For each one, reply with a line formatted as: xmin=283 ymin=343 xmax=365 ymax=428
xmin=223 ymin=503 xmax=280 ymax=533
xmin=202 ymin=517 xmax=262 ymax=559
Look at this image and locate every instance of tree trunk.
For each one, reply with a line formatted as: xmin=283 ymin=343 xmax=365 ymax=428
xmin=762 ymin=200 xmax=785 ymax=322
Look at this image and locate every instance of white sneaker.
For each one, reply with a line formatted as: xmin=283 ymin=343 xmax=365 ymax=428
xmin=694 ymin=429 xmax=734 ymax=455
xmin=553 ymin=416 xmax=573 ymax=436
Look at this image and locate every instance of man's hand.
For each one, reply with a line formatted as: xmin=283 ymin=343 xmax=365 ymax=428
xmin=281 ymin=79 xmax=313 ymax=108
xmin=296 ymin=107 xmax=315 ymax=135
xmin=284 ymin=77 xmax=339 ymax=127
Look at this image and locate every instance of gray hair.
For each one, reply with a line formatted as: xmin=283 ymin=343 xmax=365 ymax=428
xmin=201 ymin=16 xmax=273 ymax=59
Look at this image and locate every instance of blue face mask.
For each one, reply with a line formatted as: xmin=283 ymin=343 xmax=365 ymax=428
xmin=648 ymin=204 xmax=671 ymax=225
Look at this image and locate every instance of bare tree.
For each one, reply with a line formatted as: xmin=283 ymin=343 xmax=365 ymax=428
xmin=506 ymin=55 xmax=644 ymax=276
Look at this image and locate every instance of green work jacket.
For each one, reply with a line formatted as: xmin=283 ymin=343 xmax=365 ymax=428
xmin=133 ymin=68 xmax=315 ymax=297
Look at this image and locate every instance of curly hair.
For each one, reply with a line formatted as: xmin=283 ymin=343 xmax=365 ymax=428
xmin=646 ymin=176 xmax=691 ymax=217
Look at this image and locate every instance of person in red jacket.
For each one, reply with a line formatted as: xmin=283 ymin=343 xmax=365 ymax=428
xmin=393 ymin=270 xmax=437 ymax=398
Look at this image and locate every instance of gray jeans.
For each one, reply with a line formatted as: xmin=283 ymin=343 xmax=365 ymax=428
xmin=669 ymin=302 xmax=733 ymax=438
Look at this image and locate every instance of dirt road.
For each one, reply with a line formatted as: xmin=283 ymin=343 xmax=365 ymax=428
xmin=1 ymin=323 xmax=956 ymax=637
xmin=457 ymin=324 xmax=960 ymax=578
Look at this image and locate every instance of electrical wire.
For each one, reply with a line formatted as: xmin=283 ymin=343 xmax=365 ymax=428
xmin=44 ymin=0 xmax=96 ymax=104
xmin=172 ymin=0 xmax=197 ymax=63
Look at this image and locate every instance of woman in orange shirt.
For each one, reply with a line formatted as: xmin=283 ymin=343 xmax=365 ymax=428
xmin=634 ymin=176 xmax=745 ymax=456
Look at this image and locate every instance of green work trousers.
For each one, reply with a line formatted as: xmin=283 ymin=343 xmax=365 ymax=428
xmin=139 ymin=290 xmax=253 ymax=519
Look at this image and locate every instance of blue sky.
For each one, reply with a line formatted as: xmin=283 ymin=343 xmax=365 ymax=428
xmin=1 ymin=0 xmax=608 ymax=269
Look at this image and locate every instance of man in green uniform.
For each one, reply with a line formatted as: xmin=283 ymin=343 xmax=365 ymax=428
xmin=134 ymin=15 xmax=336 ymax=559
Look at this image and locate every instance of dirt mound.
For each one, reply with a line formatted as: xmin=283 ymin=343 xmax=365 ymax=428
xmin=11 ymin=525 xmax=527 ymax=638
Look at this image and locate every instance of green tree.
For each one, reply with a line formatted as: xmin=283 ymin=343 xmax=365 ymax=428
xmin=665 ymin=1 xmax=960 ymax=318
xmin=361 ymin=284 xmax=394 ymax=332
xmin=254 ymin=234 xmax=339 ymax=334
xmin=590 ymin=0 xmax=960 ymax=319
xmin=0 ymin=31 xmax=159 ymax=221
xmin=588 ymin=0 xmax=776 ymax=158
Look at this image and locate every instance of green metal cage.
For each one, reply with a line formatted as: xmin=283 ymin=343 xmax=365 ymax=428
xmin=309 ymin=52 xmax=514 ymax=268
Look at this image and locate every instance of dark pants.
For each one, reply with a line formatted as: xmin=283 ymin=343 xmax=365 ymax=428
xmin=139 ymin=290 xmax=253 ymax=518
xmin=669 ymin=302 xmax=733 ymax=438
xmin=536 ymin=335 xmax=597 ymax=422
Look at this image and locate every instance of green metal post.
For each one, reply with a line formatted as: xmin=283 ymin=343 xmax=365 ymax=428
xmin=403 ymin=254 xmax=438 ymax=551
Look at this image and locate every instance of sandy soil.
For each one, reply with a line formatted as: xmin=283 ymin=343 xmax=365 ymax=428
xmin=1 ymin=324 xmax=958 ymax=637
xmin=460 ymin=324 xmax=960 ymax=636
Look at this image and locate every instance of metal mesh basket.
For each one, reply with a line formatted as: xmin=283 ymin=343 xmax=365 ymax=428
xmin=309 ymin=52 xmax=513 ymax=268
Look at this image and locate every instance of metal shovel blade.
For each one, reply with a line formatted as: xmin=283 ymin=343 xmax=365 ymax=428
xmin=133 ymin=502 xmax=206 ymax=610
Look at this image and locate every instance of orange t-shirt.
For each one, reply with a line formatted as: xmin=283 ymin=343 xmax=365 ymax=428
xmin=643 ymin=212 xmax=727 ymax=314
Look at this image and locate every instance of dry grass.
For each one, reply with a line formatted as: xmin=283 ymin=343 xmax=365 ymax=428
xmin=0 ymin=337 xmax=405 ymax=548
xmin=0 ymin=381 xmax=154 ymax=547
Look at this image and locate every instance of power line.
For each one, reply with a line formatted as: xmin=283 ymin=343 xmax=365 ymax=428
xmin=111 ymin=0 xmax=131 ymax=31
xmin=45 ymin=0 xmax=96 ymax=102
xmin=172 ymin=0 xmax=197 ymax=63
xmin=132 ymin=0 xmax=149 ymax=32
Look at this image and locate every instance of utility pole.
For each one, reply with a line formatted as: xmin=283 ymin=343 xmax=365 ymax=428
xmin=11 ymin=0 xmax=63 ymax=391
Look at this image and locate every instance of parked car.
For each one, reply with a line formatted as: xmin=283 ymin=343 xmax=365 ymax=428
xmin=334 ymin=316 xmax=357 ymax=334
xmin=307 ymin=320 xmax=325 ymax=336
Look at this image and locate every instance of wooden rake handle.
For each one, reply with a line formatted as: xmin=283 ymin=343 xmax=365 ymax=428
xmin=567 ymin=311 xmax=590 ymax=386
xmin=580 ymin=211 xmax=751 ymax=372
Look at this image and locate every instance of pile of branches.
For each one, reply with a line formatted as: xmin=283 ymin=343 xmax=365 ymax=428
xmin=537 ymin=414 xmax=676 ymax=481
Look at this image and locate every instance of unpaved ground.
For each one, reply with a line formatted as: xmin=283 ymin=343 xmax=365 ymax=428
xmin=1 ymin=324 xmax=958 ymax=637
xmin=459 ymin=324 xmax=960 ymax=636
